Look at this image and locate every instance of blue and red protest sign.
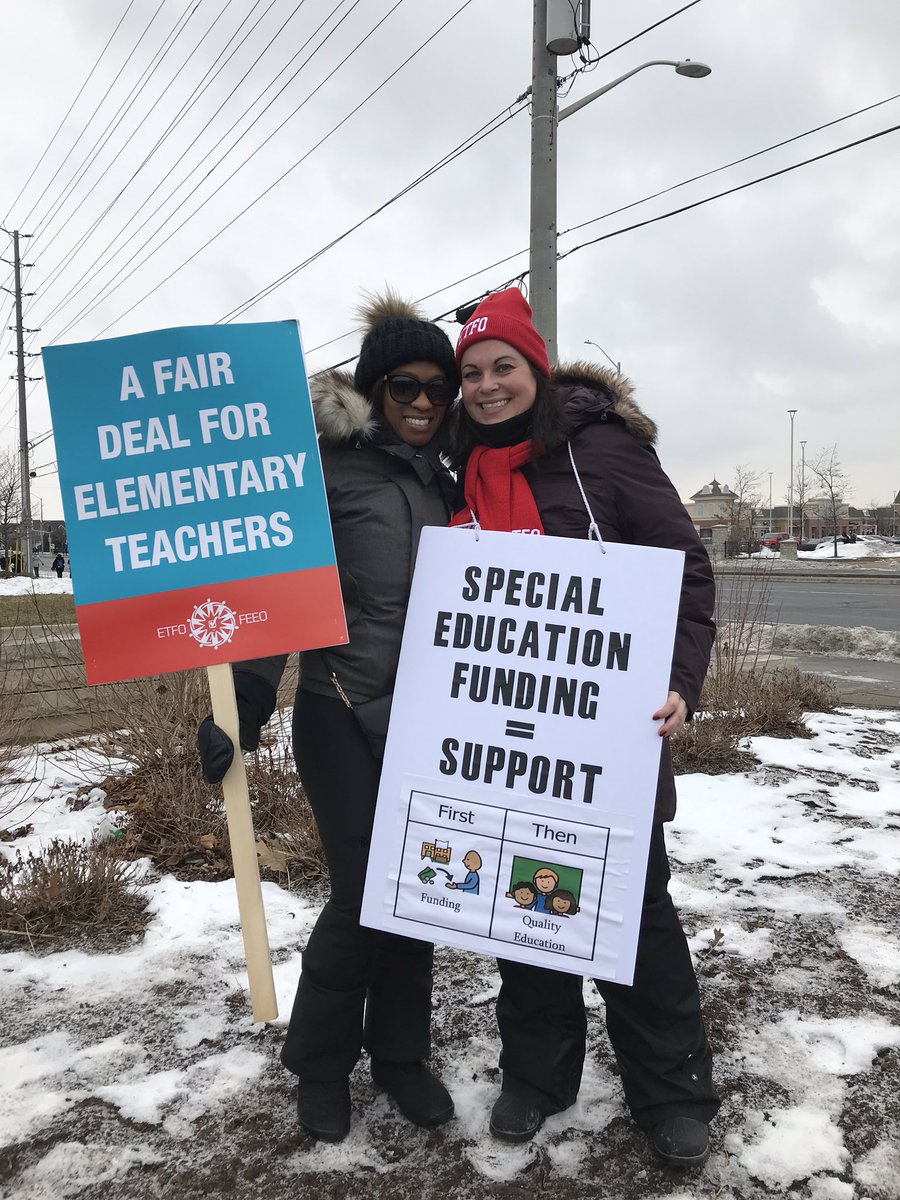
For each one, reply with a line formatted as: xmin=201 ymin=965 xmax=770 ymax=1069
xmin=43 ymin=321 xmax=347 ymax=684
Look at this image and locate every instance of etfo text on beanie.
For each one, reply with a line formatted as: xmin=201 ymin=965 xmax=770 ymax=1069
xmin=455 ymin=288 xmax=551 ymax=378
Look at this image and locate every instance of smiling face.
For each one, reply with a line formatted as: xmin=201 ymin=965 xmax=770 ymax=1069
xmin=460 ymin=340 xmax=538 ymax=425
xmin=379 ymin=360 xmax=450 ymax=446
xmin=513 ymin=885 xmax=536 ymax=906
xmin=533 ymin=869 xmax=559 ymax=895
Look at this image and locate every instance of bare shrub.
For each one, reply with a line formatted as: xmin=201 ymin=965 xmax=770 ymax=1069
xmin=89 ymin=674 xmax=325 ymax=884
xmin=671 ymin=712 xmax=755 ymax=775
xmin=742 ymin=666 xmax=839 ymax=736
xmin=0 ymin=837 xmax=148 ymax=948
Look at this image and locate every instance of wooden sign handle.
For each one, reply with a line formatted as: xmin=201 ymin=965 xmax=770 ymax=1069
xmin=206 ymin=662 xmax=278 ymax=1022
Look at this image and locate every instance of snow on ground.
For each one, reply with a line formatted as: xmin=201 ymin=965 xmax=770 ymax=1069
xmin=798 ymin=540 xmax=900 ymax=561
xmin=1 ymin=709 xmax=899 ymax=1199
xmin=0 ymin=576 xmax=73 ymax=596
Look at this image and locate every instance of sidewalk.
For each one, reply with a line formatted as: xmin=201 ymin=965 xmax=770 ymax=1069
xmin=769 ymin=650 xmax=900 ymax=708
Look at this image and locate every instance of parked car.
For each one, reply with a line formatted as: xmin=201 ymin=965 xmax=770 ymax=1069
xmin=758 ymin=532 xmax=792 ymax=549
xmin=799 ymin=536 xmax=835 ymax=551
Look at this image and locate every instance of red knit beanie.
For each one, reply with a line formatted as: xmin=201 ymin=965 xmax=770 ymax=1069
xmin=455 ymin=288 xmax=551 ymax=377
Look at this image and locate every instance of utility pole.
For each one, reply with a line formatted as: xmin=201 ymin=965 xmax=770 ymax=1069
xmin=529 ymin=0 xmax=559 ymax=365
xmin=1 ymin=227 xmax=36 ymax=576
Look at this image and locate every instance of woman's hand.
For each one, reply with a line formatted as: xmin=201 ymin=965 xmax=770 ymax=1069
xmin=653 ymin=691 xmax=687 ymax=738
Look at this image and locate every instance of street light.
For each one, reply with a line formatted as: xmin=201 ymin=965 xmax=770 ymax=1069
xmin=787 ymin=409 xmax=798 ymax=540
xmin=529 ymin=0 xmax=712 ymax=361
xmin=799 ymin=439 xmax=807 ymax=540
xmin=557 ymin=59 xmax=712 ymax=122
xmin=583 ymin=339 xmax=620 ymax=376
xmin=768 ymin=471 xmax=773 ymax=533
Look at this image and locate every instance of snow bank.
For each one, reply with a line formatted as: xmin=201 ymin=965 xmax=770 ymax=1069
xmin=0 ymin=575 xmax=73 ymax=596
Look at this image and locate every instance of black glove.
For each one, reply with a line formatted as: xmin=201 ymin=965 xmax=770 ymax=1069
xmin=197 ymin=671 xmax=278 ymax=784
xmin=197 ymin=715 xmax=234 ymax=784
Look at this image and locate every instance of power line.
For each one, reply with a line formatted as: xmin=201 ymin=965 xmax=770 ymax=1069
xmin=52 ymin=0 xmax=476 ymax=343
xmin=34 ymin=0 xmax=247 ymax=297
xmin=45 ymin=0 xmax=376 ymax=342
xmin=2 ymin=0 xmax=139 ymax=227
xmin=557 ymin=120 xmax=900 ymax=262
xmin=218 ymin=94 xmax=529 ymax=323
xmin=309 ymin=119 xmax=900 ymax=371
xmin=561 ymin=90 xmax=900 ymax=239
xmin=36 ymin=0 xmax=348 ymax=323
xmin=591 ymin=0 xmax=706 ymax=64
xmin=27 ymin=0 xmax=203 ymax=254
xmin=19 ymin=0 xmax=169 ymax=231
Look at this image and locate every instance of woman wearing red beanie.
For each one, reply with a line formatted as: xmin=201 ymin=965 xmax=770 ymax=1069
xmin=450 ymin=288 xmax=719 ymax=1167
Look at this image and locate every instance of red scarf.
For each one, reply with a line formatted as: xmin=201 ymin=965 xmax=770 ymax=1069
xmin=449 ymin=441 xmax=544 ymax=535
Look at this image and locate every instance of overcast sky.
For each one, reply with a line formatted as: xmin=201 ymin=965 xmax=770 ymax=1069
xmin=1 ymin=0 xmax=898 ymax=520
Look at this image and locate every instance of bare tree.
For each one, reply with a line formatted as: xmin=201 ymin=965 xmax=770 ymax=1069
xmin=0 ymin=451 xmax=19 ymax=572
xmin=724 ymin=465 xmax=764 ymax=546
xmin=808 ymin=446 xmax=851 ymax=558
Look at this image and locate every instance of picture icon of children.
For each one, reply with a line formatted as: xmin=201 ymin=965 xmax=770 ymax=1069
xmin=506 ymin=858 xmax=584 ymax=916
xmin=445 ymin=850 xmax=481 ymax=894
xmin=547 ymin=889 xmax=579 ymax=918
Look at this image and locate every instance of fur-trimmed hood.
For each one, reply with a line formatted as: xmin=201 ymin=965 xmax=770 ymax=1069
xmin=310 ymin=369 xmax=377 ymax=444
xmin=553 ymin=360 xmax=658 ymax=446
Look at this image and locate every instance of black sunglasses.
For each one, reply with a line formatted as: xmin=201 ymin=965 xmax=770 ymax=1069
xmin=383 ymin=373 xmax=457 ymax=406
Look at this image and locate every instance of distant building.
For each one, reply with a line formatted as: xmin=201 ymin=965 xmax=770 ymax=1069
xmin=682 ymin=479 xmax=737 ymax=537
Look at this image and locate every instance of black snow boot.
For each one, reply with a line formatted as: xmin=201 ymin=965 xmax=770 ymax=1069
xmin=296 ymin=1079 xmax=351 ymax=1142
xmin=370 ymin=1060 xmax=454 ymax=1128
xmin=489 ymin=1091 xmax=545 ymax=1143
xmin=648 ymin=1117 xmax=710 ymax=1167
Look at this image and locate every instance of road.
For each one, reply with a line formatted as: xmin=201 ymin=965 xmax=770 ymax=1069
xmin=717 ymin=577 xmax=900 ymax=632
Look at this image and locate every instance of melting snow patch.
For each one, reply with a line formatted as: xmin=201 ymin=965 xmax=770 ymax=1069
xmin=838 ymin=924 xmax=900 ymax=988
xmin=16 ymin=1142 xmax=163 ymax=1200
xmin=729 ymin=1106 xmax=847 ymax=1188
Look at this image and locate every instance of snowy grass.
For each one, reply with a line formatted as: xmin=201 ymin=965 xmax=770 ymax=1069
xmin=1 ymin=708 xmax=899 ymax=1198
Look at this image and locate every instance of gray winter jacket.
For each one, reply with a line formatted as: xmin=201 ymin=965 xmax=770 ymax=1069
xmin=237 ymin=369 xmax=452 ymax=705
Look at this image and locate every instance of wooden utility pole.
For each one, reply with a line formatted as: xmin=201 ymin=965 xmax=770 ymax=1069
xmin=1 ymin=227 xmax=35 ymax=575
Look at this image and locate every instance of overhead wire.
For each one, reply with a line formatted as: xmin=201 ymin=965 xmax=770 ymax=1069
xmin=218 ymin=93 xmax=530 ymax=323
xmin=19 ymin=0 xmax=169 ymax=232
xmin=42 ymin=0 xmax=377 ymax=340
xmin=36 ymin=0 xmax=351 ymax=323
xmin=2 ymin=0 xmax=139 ymax=227
xmin=303 ymin=92 xmax=900 ymax=355
xmin=310 ymin=117 xmax=900 ymax=370
xmin=556 ymin=120 xmax=900 ymax=263
xmin=51 ymin=0 xmax=476 ymax=343
xmin=30 ymin=0 xmax=696 ymax=342
xmin=35 ymin=0 xmax=248 ymax=296
xmin=27 ymin=0 xmax=203 ymax=255
xmin=560 ymin=90 xmax=900 ymax=239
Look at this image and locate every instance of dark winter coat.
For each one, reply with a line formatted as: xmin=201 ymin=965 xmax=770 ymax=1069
xmin=237 ymin=369 xmax=453 ymax=707
xmin=525 ymin=362 xmax=715 ymax=821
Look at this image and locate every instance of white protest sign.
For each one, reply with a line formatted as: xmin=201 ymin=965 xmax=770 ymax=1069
xmin=360 ymin=526 xmax=684 ymax=985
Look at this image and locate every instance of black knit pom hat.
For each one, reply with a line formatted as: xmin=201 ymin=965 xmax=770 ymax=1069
xmin=353 ymin=289 xmax=459 ymax=396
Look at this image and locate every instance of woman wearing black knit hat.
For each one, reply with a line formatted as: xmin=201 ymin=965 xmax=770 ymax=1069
xmin=450 ymin=288 xmax=720 ymax=1168
xmin=198 ymin=291 xmax=459 ymax=1142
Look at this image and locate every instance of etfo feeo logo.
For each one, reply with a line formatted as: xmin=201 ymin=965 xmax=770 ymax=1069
xmin=188 ymin=599 xmax=238 ymax=649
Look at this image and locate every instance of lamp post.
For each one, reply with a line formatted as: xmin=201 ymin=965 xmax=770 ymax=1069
xmin=787 ymin=409 xmax=797 ymax=539
xmin=799 ymin=439 xmax=806 ymax=541
xmin=529 ymin=0 xmax=711 ymax=362
xmin=768 ymin=471 xmax=773 ymax=533
xmin=584 ymin=339 xmax=620 ymax=376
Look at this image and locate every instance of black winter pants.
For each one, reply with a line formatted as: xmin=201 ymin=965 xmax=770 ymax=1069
xmin=280 ymin=691 xmax=433 ymax=1081
xmin=496 ymin=823 xmax=720 ymax=1130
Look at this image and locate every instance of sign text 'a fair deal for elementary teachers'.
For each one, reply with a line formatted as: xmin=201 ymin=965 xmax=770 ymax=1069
xmin=43 ymin=321 xmax=347 ymax=684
